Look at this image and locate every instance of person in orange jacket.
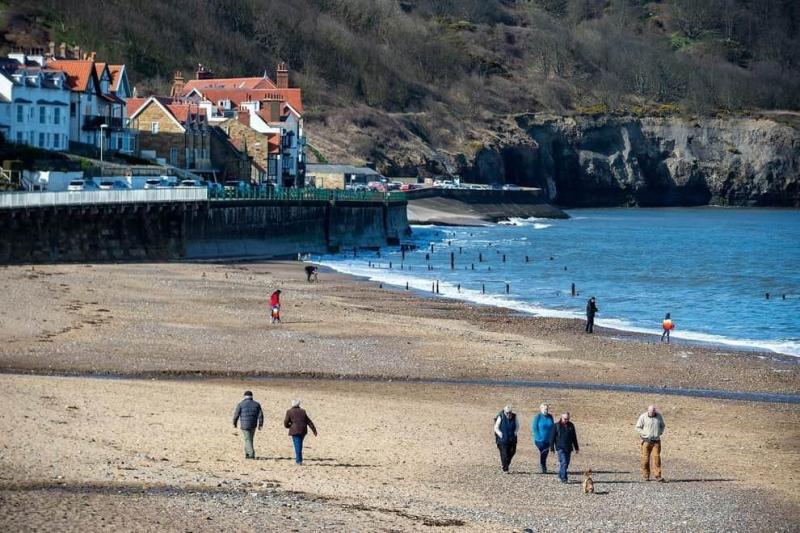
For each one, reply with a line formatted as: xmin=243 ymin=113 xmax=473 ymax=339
xmin=661 ymin=313 xmax=674 ymax=343
xmin=270 ymin=289 xmax=282 ymax=324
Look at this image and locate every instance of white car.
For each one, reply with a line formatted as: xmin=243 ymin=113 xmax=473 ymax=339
xmin=67 ymin=179 xmax=100 ymax=191
xmin=179 ymin=179 xmax=201 ymax=187
xmin=144 ymin=178 xmax=162 ymax=189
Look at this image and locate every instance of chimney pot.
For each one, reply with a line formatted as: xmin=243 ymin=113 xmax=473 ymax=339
xmin=59 ymin=43 xmax=67 ymax=57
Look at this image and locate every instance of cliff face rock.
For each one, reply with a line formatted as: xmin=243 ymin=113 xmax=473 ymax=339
xmin=459 ymin=115 xmax=800 ymax=207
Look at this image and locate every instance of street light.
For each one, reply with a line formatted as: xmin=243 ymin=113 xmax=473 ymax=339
xmin=99 ymin=123 xmax=108 ymax=176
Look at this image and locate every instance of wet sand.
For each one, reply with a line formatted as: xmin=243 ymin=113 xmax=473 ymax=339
xmin=0 ymin=261 xmax=798 ymax=531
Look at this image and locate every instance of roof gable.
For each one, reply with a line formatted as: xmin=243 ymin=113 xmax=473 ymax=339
xmin=47 ymin=60 xmax=99 ymax=93
xmin=129 ymin=96 xmax=186 ymax=132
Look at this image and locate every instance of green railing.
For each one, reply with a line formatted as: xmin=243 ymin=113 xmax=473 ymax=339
xmin=209 ymin=187 xmax=406 ymax=203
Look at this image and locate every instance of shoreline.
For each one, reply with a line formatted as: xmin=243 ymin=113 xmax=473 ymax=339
xmin=315 ymin=260 xmax=800 ymax=360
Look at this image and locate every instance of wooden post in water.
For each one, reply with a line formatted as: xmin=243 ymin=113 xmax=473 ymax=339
xmin=525 ymin=255 xmax=529 ymax=263
xmin=450 ymin=252 xmax=455 ymax=270
xmin=432 ymin=282 xmax=435 ymax=293
xmin=471 ymin=263 xmax=475 ymax=270
xmin=571 ymin=283 xmax=576 ymax=297
xmin=406 ymin=282 xmax=409 ymax=290
xmin=482 ymin=283 xmax=485 ymax=294
xmin=479 ymin=252 xmax=483 ymax=262
xmin=436 ymin=280 xmax=440 ymax=294
xmin=502 ymin=254 xmax=506 ymax=263
xmin=459 ymin=246 xmax=462 ymax=254
xmin=457 ymin=284 xmax=461 ymax=293
xmin=506 ymin=283 xmax=510 ymax=294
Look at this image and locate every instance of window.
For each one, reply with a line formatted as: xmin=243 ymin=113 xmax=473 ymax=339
xmin=16 ymin=132 xmax=22 ymax=143
xmin=39 ymin=132 xmax=45 ymax=147
xmin=117 ymin=137 xmax=123 ymax=150
xmin=169 ymin=147 xmax=178 ymax=165
xmin=151 ymin=121 xmax=159 ymax=134
xmin=39 ymin=107 xmax=46 ymax=124
xmin=53 ymin=135 xmax=59 ymax=149
xmin=16 ymin=106 xmax=23 ymax=122
xmin=54 ymin=107 xmax=61 ymax=124
xmin=70 ymin=103 xmax=76 ymax=117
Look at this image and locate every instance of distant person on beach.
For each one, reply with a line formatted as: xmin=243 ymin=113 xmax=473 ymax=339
xmin=661 ymin=313 xmax=674 ymax=343
xmin=270 ymin=289 xmax=282 ymax=324
xmin=284 ymin=399 xmax=317 ymax=464
xmin=304 ymin=265 xmax=318 ymax=283
xmin=232 ymin=391 xmax=264 ymax=459
xmin=550 ymin=412 xmax=579 ymax=483
xmin=532 ymin=403 xmax=555 ymax=473
xmin=585 ymin=297 xmax=598 ymax=333
xmin=494 ymin=405 xmax=519 ymax=473
xmin=636 ymin=405 xmax=666 ymax=482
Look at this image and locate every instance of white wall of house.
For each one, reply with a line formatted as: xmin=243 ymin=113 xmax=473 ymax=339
xmin=0 ymin=68 xmax=71 ymax=151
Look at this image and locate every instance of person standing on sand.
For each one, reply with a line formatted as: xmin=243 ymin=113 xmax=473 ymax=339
xmin=585 ymin=297 xmax=598 ymax=333
xmin=532 ymin=403 xmax=555 ymax=473
xmin=550 ymin=412 xmax=579 ymax=483
xmin=232 ymin=391 xmax=264 ymax=459
xmin=636 ymin=405 xmax=666 ymax=482
xmin=270 ymin=289 xmax=282 ymax=324
xmin=284 ymin=399 xmax=317 ymax=464
xmin=661 ymin=313 xmax=674 ymax=343
xmin=494 ymin=405 xmax=519 ymax=473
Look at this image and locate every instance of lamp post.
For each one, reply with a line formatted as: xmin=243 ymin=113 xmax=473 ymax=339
xmin=99 ymin=123 xmax=108 ymax=177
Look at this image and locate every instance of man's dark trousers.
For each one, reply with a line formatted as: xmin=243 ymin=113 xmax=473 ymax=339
xmin=497 ymin=439 xmax=517 ymax=471
xmin=557 ymin=448 xmax=572 ymax=481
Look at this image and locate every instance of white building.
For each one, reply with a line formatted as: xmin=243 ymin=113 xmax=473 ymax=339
xmin=0 ymin=57 xmax=71 ymax=151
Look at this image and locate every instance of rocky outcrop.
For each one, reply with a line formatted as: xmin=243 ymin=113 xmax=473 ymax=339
xmin=456 ymin=114 xmax=800 ymax=207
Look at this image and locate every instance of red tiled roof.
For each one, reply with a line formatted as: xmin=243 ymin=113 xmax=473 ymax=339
xmin=47 ymin=60 xmax=96 ymax=92
xmin=183 ymin=76 xmax=276 ymax=93
xmin=188 ymin=87 xmax=303 ymax=114
xmin=165 ymin=102 xmax=207 ymax=123
xmin=126 ymin=97 xmax=147 ymax=117
xmin=107 ymin=65 xmax=124 ymax=92
xmin=267 ymin=133 xmax=280 ymax=155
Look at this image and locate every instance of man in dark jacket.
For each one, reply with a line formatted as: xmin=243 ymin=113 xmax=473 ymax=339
xmin=283 ymin=399 xmax=317 ymax=464
xmin=493 ymin=405 xmax=519 ymax=473
xmin=550 ymin=412 xmax=579 ymax=483
xmin=233 ymin=391 xmax=264 ymax=459
xmin=585 ymin=297 xmax=598 ymax=333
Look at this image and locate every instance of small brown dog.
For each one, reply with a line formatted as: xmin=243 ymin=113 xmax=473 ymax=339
xmin=582 ymin=469 xmax=594 ymax=494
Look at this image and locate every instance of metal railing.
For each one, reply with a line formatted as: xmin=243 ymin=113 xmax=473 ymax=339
xmin=0 ymin=188 xmax=208 ymax=209
xmin=209 ymin=188 xmax=406 ymax=203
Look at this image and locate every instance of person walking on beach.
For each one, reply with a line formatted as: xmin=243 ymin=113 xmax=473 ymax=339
xmin=532 ymin=403 xmax=555 ymax=473
xmin=270 ymin=289 xmax=282 ymax=324
xmin=232 ymin=391 xmax=264 ymax=459
xmin=585 ymin=297 xmax=598 ymax=333
xmin=636 ymin=405 xmax=666 ymax=482
xmin=550 ymin=412 xmax=579 ymax=483
xmin=494 ymin=405 xmax=519 ymax=473
xmin=661 ymin=313 xmax=674 ymax=343
xmin=284 ymin=399 xmax=317 ymax=464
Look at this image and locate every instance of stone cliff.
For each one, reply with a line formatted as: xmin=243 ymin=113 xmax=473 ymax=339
xmin=456 ymin=114 xmax=800 ymax=207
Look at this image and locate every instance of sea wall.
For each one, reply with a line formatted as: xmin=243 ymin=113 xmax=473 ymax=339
xmin=457 ymin=114 xmax=800 ymax=207
xmin=0 ymin=199 xmax=409 ymax=264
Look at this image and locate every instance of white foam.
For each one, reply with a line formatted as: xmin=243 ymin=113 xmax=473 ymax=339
xmin=316 ymin=258 xmax=800 ymax=358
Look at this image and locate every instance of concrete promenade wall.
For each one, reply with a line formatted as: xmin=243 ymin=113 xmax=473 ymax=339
xmin=0 ymin=198 xmax=410 ymax=263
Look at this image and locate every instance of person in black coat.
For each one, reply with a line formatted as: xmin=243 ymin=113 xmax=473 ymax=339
xmin=585 ymin=297 xmax=598 ymax=333
xmin=550 ymin=412 xmax=579 ymax=483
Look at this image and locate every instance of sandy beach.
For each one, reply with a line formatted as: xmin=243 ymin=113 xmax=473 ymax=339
xmin=0 ymin=261 xmax=798 ymax=531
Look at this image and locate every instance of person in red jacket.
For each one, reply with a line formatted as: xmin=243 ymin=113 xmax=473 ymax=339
xmin=270 ymin=289 xmax=282 ymax=324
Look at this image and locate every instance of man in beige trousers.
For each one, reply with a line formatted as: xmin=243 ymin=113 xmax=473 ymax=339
xmin=636 ymin=405 xmax=666 ymax=482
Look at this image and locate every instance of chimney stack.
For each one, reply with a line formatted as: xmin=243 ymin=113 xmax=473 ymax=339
xmin=73 ymin=45 xmax=81 ymax=59
xmin=59 ymin=42 xmax=67 ymax=58
xmin=89 ymin=51 xmax=96 ymax=62
xmin=261 ymin=93 xmax=283 ymax=122
xmin=276 ymin=62 xmax=288 ymax=89
xmin=48 ymin=42 xmax=55 ymax=57
xmin=196 ymin=63 xmax=214 ymax=80
xmin=170 ymin=70 xmax=185 ymax=98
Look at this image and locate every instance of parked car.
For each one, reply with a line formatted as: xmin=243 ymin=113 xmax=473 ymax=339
xmin=224 ymin=180 xmax=249 ymax=193
xmin=98 ymin=180 xmax=130 ymax=190
xmin=400 ymin=183 xmax=422 ymax=191
xmin=67 ymin=179 xmax=100 ymax=191
xmin=144 ymin=178 xmax=162 ymax=189
xmin=178 ymin=179 xmax=202 ymax=187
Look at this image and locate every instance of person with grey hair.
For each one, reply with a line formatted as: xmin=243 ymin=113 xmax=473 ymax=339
xmin=284 ymin=399 xmax=317 ymax=464
xmin=232 ymin=391 xmax=264 ymax=459
xmin=531 ymin=403 xmax=555 ymax=473
xmin=636 ymin=404 xmax=666 ymax=481
xmin=493 ymin=405 xmax=519 ymax=473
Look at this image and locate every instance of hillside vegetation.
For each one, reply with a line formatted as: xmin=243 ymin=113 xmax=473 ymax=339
xmin=2 ymin=0 xmax=799 ymax=170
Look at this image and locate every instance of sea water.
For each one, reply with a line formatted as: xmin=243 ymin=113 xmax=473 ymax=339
xmin=317 ymin=208 xmax=800 ymax=357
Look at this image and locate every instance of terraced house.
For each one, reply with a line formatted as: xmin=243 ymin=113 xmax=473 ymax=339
xmin=0 ymin=53 xmax=70 ymax=151
xmin=126 ymin=96 xmax=211 ymax=173
xmin=174 ymin=63 xmax=306 ymax=187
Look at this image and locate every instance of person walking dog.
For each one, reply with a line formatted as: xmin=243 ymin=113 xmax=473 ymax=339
xmin=532 ymin=403 xmax=555 ymax=473
xmin=550 ymin=412 xmax=579 ymax=483
xmin=636 ymin=404 xmax=666 ymax=481
xmin=283 ymin=399 xmax=317 ymax=464
xmin=494 ymin=405 xmax=519 ymax=473
xmin=232 ymin=391 xmax=264 ymax=459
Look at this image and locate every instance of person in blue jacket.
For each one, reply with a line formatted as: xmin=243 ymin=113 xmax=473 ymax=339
xmin=531 ymin=403 xmax=555 ymax=473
